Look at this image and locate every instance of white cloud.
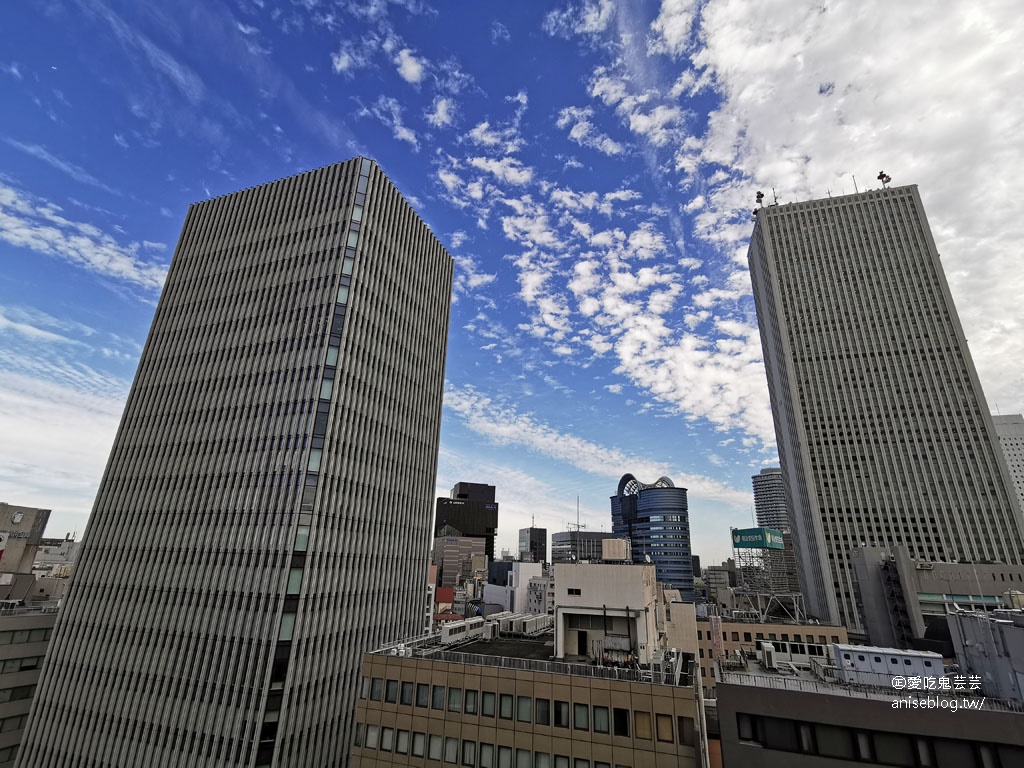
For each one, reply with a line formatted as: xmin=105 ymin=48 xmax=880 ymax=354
xmin=0 ymin=181 xmax=167 ymax=289
xmin=1 ymin=62 xmax=22 ymax=80
xmin=426 ymin=96 xmax=454 ymax=128
xmin=648 ymin=0 xmax=697 ymax=57
xmin=394 ymin=47 xmax=426 ymax=83
xmin=556 ymin=106 xmax=626 ymax=156
xmin=364 ymin=95 xmax=419 ymax=149
xmin=490 ymin=21 xmax=511 ymax=44
xmin=544 ymin=0 xmax=616 ymax=39
xmin=468 ymin=156 xmax=533 ymax=185
xmin=3 ymin=139 xmax=119 ymax=195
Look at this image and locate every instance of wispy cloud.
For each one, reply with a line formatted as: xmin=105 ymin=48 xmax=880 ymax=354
xmin=3 ymin=139 xmax=120 ymax=195
xmin=363 ymin=95 xmax=419 ymax=149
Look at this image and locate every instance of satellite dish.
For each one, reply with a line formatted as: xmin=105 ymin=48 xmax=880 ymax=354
xmin=644 ymin=554 xmax=652 ymax=564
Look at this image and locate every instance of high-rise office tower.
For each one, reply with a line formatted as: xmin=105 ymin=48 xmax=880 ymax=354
xmin=749 ymin=184 xmax=1024 ymax=632
xmin=18 ymin=158 xmax=453 ymax=767
xmin=752 ymin=467 xmax=789 ymax=531
xmin=610 ymin=473 xmax=695 ymax=601
xmin=517 ymin=525 xmax=547 ymax=563
xmin=434 ymin=482 xmax=498 ymax=560
xmin=993 ymin=414 xmax=1024 ymax=512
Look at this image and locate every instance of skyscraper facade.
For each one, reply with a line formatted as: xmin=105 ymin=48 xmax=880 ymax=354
xmin=752 ymin=467 xmax=789 ymax=531
xmin=610 ymin=473 xmax=695 ymax=601
xmin=18 ymin=158 xmax=453 ymax=767
xmin=748 ymin=184 xmax=1024 ymax=632
xmin=992 ymin=414 xmax=1024 ymax=512
xmin=517 ymin=525 xmax=547 ymax=563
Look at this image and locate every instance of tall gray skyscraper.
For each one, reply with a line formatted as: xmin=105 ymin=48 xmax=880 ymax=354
xmin=993 ymin=414 xmax=1024 ymax=512
xmin=752 ymin=467 xmax=789 ymax=531
xmin=18 ymin=158 xmax=453 ymax=767
xmin=748 ymin=184 xmax=1024 ymax=633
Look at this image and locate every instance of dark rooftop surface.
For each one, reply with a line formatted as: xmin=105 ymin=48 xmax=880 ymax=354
xmin=459 ymin=637 xmax=555 ymax=661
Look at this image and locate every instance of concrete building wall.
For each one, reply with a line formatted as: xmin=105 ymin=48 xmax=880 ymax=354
xmin=0 ymin=608 xmax=57 ymax=767
xmin=18 ymin=158 xmax=452 ymax=768
xmin=994 ymin=414 xmax=1024 ymax=513
xmin=748 ymin=185 xmax=1024 ymax=633
xmin=0 ymin=506 xmax=49 ymax=576
xmin=751 ymin=469 xmax=789 ymax=532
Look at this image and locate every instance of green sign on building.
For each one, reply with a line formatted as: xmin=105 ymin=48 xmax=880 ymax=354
xmin=731 ymin=527 xmax=785 ymax=550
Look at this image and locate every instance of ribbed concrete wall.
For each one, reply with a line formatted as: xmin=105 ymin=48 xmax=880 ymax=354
xmin=748 ymin=185 xmax=1024 ymax=633
xmin=18 ymin=158 xmax=452 ymax=767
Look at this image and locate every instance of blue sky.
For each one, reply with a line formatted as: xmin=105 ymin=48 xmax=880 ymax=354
xmin=2 ymin=1 xmax=1023 ymax=565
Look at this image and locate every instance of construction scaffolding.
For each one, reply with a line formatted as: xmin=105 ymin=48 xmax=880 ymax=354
xmin=731 ymin=527 xmax=805 ymax=623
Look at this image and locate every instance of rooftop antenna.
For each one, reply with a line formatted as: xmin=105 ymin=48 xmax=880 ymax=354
xmin=852 ymin=175 xmax=859 ymax=193
xmin=771 ymin=187 xmax=779 ymax=205
xmin=877 ymin=170 xmax=892 ymax=188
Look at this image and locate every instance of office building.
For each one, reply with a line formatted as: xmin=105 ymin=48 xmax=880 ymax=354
xmin=518 ymin=525 xmax=547 ymax=563
xmin=716 ymin=645 xmax=1024 ymax=768
xmin=611 ymin=474 xmax=694 ymax=600
xmin=349 ymin=582 xmax=706 ymax=768
xmin=748 ymin=184 xmax=1024 ymax=633
xmin=852 ymin=545 xmax=1024 ymax=652
xmin=435 ymin=483 xmax=499 ymax=561
xmin=948 ymin=609 xmax=1024 ymax=701
xmin=551 ymin=531 xmax=615 ymax=563
xmin=17 ymin=158 xmax=453 ymax=767
xmin=994 ymin=414 xmax=1024 ymax=511
xmin=751 ymin=468 xmax=788 ymax=531
xmin=432 ymin=534 xmax=486 ymax=589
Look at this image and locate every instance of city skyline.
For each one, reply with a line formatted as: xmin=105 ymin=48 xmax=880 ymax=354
xmin=3 ymin=2 xmax=1024 ymax=566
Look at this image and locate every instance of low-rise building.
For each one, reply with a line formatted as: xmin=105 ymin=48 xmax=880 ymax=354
xmin=948 ymin=609 xmax=1024 ymax=701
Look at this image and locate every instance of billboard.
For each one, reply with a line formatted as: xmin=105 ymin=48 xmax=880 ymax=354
xmin=731 ymin=527 xmax=785 ymax=550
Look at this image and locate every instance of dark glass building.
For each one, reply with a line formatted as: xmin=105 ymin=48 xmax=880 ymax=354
xmin=610 ymin=473 xmax=695 ymax=601
xmin=517 ymin=526 xmax=547 ymax=563
xmin=434 ymin=482 xmax=498 ymax=561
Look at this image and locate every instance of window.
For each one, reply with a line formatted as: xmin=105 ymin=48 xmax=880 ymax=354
xmin=380 ymin=727 xmax=394 ymax=751
xmin=498 ymin=746 xmax=513 ymax=768
xmin=574 ymin=761 xmax=590 ymax=768
xmin=354 ymin=723 xmax=364 ymax=747
xmin=573 ymin=703 xmax=589 ymax=731
xmin=593 ymin=706 xmax=609 ymax=734
xmin=465 ymin=689 xmax=478 ymax=714
xmin=278 ymin=614 xmax=295 ymax=642
xmin=416 ymin=683 xmax=429 ymax=707
xmin=396 ymin=730 xmax=409 ymax=754
xmin=517 ymin=696 xmax=532 ymax=722
xmin=366 ymin=725 xmax=379 ymax=749
xmin=385 ymin=680 xmax=398 ymax=703
xmin=401 ymin=681 xmax=413 ymax=705
xmin=635 ymin=712 xmax=652 ymax=740
xmin=499 ymin=693 xmax=514 ymax=719
xmin=412 ymin=732 xmax=426 ymax=757
xmin=743 ymin=632 xmax=752 ymax=642
xmin=480 ymin=744 xmax=494 ymax=768
xmin=613 ymin=708 xmax=630 ymax=737
xmin=517 ymin=749 xmax=532 ymax=768
xmin=444 ymin=737 xmax=458 ymax=763
xmin=737 ymin=714 xmax=755 ymax=742
xmin=678 ymin=717 xmax=694 ymax=747
xmin=568 ymin=588 xmax=581 ymax=596
xmin=448 ymin=687 xmax=462 ymax=712
xmin=286 ymin=568 xmax=304 ymax=595
xmin=428 ymin=734 xmax=443 ymax=760
xmin=432 ymin=685 xmax=446 ymax=709
xmin=535 ymin=698 xmax=550 ymax=725
xmin=555 ymin=758 xmax=570 ymax=768
xmin=535 ymin=753 xmax=551 ymax=768
xmin=656 ymin=714 xmax=673 ymax=742
xmin=554 ymin=701 xmax=570 ymax=728
xmin=482 ymin=691 xmax=496 ymax=717
xmin=462 ymin=741 xmax=476 ymax=766
xmin=370 ymin=678 xmax=383 ymax=701
xmin=731 ymin=632 xmax=740 ymax=641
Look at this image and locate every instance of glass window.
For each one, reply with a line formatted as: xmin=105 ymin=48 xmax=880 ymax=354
xmin=554 ymin=758 xmax=569 ymax=768
xmin=351 ymin=205 xmax=364 ymax=222
xmin=574 ymin=761 xmax=590 ymax=768
xmin=294 ymin=525 xmax=310 ymax=552
xmin=366 ymin=725 xmax=379 ymax=749
xmin=412 ymin=732 xmax=425 ymax=757
xmin=517 ymin=696 xmax=532 ymax=723
xmin=677 ymin=716 xmax=694 ymax=746
xmin=444 ymin=737 xmax=458 ymax=764
xmin=325 ymin=345 xmax=339 ymax=366
xmin=535 ymin=698 xmax=550 ymax=725
xmin=416 ymin=683 xmax=429 ymax=707
xmin=357 ymin=175 xmax=369 ymax=194
xmin=428 ymin=734 xmax=443 ymax=760
xmin=573 ymin=703 xmax=589 ymax=731
xmin=737 ymin=714 xmax=755 ymax=742
xmin=613 ymin=708 xmax=630 ymax=737
xmin=593 ymin=706 xmax=609 ymax=734
xmin=482 ymin=691 xmax=496 ymax=717
xmin=396 ymin=730 xmax=409 ymax=754
xmin=307 ymin=448 xmax=322 ymax=472
xmin=347 ymin=230 xmax=360 ymax=247
xmin=535 ymin=754 xmax=551 ymax=768
xmin=342 ymin=256 xmax=355 ymax=276
xmin=432 ymin=685 xmax=446 ymax=709
xmin=635 ymin=711 xmax=652 ymax=740
xmin=517 ymin=749 xmax=532 ymax=768
xmin=360 ymin=677 xmax=369 ymax=699
xmin=286 ymin=568 xmax=303 ymax=595
xmin=319 ymin=379 xmax=334 ymax=399
xmin=401 ymin=681 xmax=413 ymax=706
xmin=815 ymin=723 xmax=853 ymax=758
xmin=278 ymin=613 xmax=295 ymax=642
xmin=464 ymin=689 xmax=478 ymax=714
xmin=385 ymin=680 xmax=398 ymax=703
xmin=480 ymin=744 xmax=494 ymax=768
xmin=370 ymin=678 xmax=383 ymax=701
xmin=554 ymin=700 xmax=569 ymax=728
xmin=381 ymin=727 xmax=394 ymax=751
xmin=499 ymin=693 xmax=513 ymax=719
xmin=337 ymin=285 xmax=350 ymax=304
xmin=360 ymin=158 xmax=372 ymax=174
xmin=462 ymin=740 xmax=476 ymax=766
xmin=354 ymin=723 xmax=363 ymax=746
xmin=498 ymin=746 xmax=513 ymax=768
xmin=656 ymin=714 xmax=673 ymax=742
xmin=448 ymin=687 xmax=462 ymax=712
